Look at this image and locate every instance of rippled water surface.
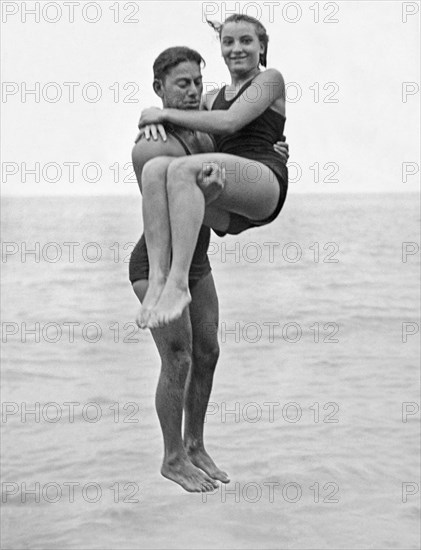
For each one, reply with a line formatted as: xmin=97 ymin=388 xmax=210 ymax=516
xmin=1 ymin=194 xmax=420 ymax=549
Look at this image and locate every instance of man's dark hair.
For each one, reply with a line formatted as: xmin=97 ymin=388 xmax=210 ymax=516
xmin=153 ymin=47 xmax=206 ymax=81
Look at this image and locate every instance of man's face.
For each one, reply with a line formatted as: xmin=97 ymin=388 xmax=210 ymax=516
xmin=157 ymin=61 xmax=203 ymax=110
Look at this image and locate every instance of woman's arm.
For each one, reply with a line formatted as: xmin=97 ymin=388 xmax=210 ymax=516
xmin=138 ymin=69 xmax=285 ymax=135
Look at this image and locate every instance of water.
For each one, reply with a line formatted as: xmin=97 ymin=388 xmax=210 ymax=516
xmin=1 ymin=194 xmax=420 ymax=549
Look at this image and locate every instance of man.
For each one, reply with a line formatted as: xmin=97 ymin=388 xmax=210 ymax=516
xmin=130 ymin=47 xmax=288 ymax=493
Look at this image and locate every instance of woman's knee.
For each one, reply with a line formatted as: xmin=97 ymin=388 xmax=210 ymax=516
xmin=142 ymin=156 xmax=173 ymax=184
xmin=167 ymin=157 xmax=196 ymax=183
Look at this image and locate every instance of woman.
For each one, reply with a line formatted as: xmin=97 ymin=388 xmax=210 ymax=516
xmin=138 ymin=14 xmax=288 ymax=329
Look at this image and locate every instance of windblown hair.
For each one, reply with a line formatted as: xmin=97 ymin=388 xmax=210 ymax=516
xmin=153 ymin=47 xmax=206 ymax=81
xmin=207 ymin=14 xmax=269 ymax=67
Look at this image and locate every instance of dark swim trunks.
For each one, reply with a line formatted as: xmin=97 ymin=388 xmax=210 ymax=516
xmin=129 ymin=226 xmax=212 ymax=289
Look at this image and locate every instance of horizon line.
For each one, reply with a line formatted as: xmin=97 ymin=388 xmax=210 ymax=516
xmin=1 ymin=190 xmax=420 ymax=198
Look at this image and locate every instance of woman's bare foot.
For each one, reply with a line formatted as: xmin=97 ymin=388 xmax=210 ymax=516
xmin=161 ymin=455 xmax=219 ymax=493
xmin=147 ymin=282 xmax=191 ymax=328
xmin=187 ymin=447 xmax=230 ymax=484
xmin=136 ymin=278 xmax=166 ymax=328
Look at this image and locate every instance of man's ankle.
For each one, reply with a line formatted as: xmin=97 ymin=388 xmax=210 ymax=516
xmin=164 ymin=449 xmax=188 ymax=465
xmin=184 ymin=437 xmax=204 ymax=453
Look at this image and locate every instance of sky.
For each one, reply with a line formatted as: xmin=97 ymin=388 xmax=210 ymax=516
xmin=1 ymin=0 xmax=420 ymax=195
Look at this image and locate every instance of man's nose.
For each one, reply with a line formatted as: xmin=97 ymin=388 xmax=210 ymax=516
xmin=187 ymin=83 xmax=199 ymax=97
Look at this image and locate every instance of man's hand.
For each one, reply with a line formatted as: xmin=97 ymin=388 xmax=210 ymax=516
xmin=273 ymin=141 xmax=289 ymax=163
xmin=197 ymin=162 xmax=226 ymax=205
xmin=138 ymin=107 xmax=165 ymax=129
xmin=135 ymin=124 xmax=167 ymax=143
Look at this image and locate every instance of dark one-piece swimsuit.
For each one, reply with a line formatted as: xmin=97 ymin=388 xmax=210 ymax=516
xmin=211 ymin=77 xmax=288 ymax=237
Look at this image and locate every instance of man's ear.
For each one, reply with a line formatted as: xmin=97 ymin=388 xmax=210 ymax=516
xmin=153 ymin=78 xmax=164 ymax=98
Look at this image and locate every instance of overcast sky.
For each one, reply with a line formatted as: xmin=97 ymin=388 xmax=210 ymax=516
xmin=1 ymin=0 xmax=420 ymax=195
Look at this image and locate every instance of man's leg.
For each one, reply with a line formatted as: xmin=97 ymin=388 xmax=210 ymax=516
xmin=132 ymin=280 xmax=218 ymax=493
xmin=183 ymin=273 xmax=230 ymax=483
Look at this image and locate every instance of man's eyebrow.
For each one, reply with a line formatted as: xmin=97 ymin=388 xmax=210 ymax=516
xmin=175 ymin=75 xmax=202 ymax=82
xmin=223 ymin=34 xmax=254 ymax=39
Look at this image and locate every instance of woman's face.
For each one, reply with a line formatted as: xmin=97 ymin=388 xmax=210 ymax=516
xmin=220 ymin=21 xmax=264 ymax=75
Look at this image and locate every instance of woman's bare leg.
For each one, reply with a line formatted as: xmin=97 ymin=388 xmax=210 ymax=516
xmin=137 ymin=156 xmax=174 ymax=328
xmin=147 ymin=163 xmax=205 ymax=328
xmin=148 ymin=153 xmax=280 ymax=328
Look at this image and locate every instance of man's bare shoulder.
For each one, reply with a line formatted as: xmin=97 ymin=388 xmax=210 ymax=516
xmin=202 ymin=87 xmax=221 ymax=111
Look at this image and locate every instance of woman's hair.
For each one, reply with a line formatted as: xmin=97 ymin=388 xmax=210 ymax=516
xmin=207 ymin=14 xmax=269 ymax=67
xmin=153 ymin=47 xmax=206 ymax=81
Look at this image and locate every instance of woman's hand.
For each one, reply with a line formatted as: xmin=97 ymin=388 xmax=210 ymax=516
xmin=134 ymin=124 xmax=167 ymax=144
xmin=273 ymin=141 xmax=289 ymax=163
xmin=138 ymin=107 xmax=166 ymax=128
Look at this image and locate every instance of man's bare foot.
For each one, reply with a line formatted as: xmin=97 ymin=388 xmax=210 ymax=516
xmin=161 ymin=455 xmax=219 ymax=493
xmin=187 ymin=447 xmax=230 ymax=484
xmin=147 ymin=283 xmax=191 ymax=328
xmin=136 ymin=279 xmax=166 ymax=328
